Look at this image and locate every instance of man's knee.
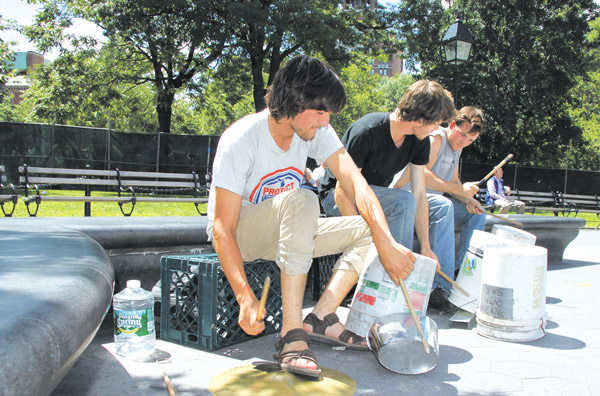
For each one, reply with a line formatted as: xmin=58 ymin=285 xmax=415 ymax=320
xmin=391 ymin=189 xmax=417 ymax=213
xmin=429 ymin=195 xmax=453 ymax=220
xmin=279 ymin=188 xmax=321 ymax=219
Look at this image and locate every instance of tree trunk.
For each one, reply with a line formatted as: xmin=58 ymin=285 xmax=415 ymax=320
xmin=250 ymin=54 xmax=267 ymax=113
xmin=156 ymin=91 xmax=175 ymax=133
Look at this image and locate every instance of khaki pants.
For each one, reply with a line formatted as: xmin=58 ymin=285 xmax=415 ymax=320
xmin=495 ymin=199 xmax=526 ymax=214
xmin=236 ymin=188 xmax=372 ymax=275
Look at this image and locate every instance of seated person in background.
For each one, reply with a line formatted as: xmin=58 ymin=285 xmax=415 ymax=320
xmin=392 ymin=106 xmax=487 ymax=310
xmin=485 ymin=167 xmax=525 ymax=214
xmin=318 ymin=80 xmax=456 ymax=310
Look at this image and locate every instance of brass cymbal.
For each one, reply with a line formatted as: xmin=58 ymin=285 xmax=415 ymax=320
xmin=209 ymin=362 xmax=356 ymax=396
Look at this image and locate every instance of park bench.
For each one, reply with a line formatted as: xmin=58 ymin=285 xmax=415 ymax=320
xmin=478 ymin=188 xmax=575 ymax=216
xmin=514 ymin=190 xmax=577 ymax=216
xmin=556 ymin=192 xmax=600 ymax=219
xmin=18 ymin=164 xmax=208 ymax=217
xmin=0 ymin=165 xmax=18 ymax=217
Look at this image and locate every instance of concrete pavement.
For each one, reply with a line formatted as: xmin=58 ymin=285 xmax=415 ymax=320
xmin=51 ymin=229 xmax=600 ymax=396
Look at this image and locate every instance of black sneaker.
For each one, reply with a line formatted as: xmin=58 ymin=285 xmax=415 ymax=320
xmin=428 ymin=287 xmax=457 ymax=313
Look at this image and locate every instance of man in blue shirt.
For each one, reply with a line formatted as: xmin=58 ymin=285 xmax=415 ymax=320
xmin=486 ymin=167 xmax=525 ymax=214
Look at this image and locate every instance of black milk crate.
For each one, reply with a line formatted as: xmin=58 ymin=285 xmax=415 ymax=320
xmin=311 ymin=253 xmax=354 ymax=306
xmin=160 ymin=254 xmax=282 ymax=351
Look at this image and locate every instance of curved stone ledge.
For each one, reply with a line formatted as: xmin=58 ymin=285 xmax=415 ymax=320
xmin=482 ymin=214 xmax=585 ymax=261
xmin=0 ymin=225 xmax=114 ymax=396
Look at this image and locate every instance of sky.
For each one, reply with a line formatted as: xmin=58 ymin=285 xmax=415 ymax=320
xmin=0 ymin=0 xmax=103 ymax=61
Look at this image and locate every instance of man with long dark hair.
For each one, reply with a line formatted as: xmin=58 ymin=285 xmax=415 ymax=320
xmin=207 ymin=56 xmax=414 ymax=377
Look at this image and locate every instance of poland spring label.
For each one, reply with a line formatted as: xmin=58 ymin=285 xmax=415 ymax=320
xmin=114 ymin=309 xmax=155 ymax=337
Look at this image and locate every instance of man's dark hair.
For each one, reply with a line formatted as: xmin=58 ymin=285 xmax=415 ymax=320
xmin=396 ymin=80 xmax=456 ymax=125
xmin=456 ymin=106 xmax=486 ymax=135
xmin=265 ymin=55 xmax=346 ymax=122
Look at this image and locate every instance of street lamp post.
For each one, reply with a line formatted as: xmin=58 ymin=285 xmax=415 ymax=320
xmin=441 ymin=18 xmax=474 ymax=108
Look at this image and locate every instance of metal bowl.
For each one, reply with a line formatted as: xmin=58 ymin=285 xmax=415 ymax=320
xmin=367 ymin=313 xmax=439 ymax=375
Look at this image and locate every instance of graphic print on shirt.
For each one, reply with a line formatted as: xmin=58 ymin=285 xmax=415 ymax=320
xmin=249 ymin=166 xmax=303 ymax=203
xmin=438 ymin=153 xmax=455 ymax=169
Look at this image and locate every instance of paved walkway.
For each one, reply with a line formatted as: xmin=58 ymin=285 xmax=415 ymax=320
xmin=51 ymin=230 xmax=600 ymax=396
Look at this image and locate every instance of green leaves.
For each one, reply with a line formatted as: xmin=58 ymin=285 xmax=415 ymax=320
xmin=405 ymin=0 xmax=599 ymax=168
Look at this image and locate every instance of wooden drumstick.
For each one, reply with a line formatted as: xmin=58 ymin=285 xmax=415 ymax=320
xmin=436 ymin=269 xmax=469 ymax=297
xmin=398 ymin=279 xmax=430 ymax=354
xmin=478 ymin=154 xmax=514 ymax=187
xmin=256 ymin=276 xmax=270 ymax=322
xmin=482 ymin=210 xmax=524 ymax=227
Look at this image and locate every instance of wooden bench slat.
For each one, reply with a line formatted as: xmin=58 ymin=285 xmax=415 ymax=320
xmin=135 ymin=197 xmax=208 ymax=203
xmin=20 ymin=166 xmax=117 ymax=178
xmin=21 ymin=176 xmax=121 ymax=186
xmin=116 ymin=170 xmax=198 ymax=179
xmin=19 ymin=166 xmax=197 ymax=180
xmin=118 ymin=180 xmax=199 ymax=188
xmin=22 ymin=196 xmax=134 ymax=203
xmin=21 ymin=176 xmax=200 ymax=189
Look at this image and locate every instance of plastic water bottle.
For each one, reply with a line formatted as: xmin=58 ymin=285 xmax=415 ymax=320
xmin=113 ymin=280 xmax=156 ymax=358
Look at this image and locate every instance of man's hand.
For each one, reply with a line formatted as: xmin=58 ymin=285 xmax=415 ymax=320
xmin=466 ymin=198 xmax=484 ymax=215
xmin=420 ymin=244 xmax=441 ymax=273
xmin=377 ymin=240 xmax=416 ymax=285
xmin=237 ymin=293 xmax=266 ymax=336
xmin=460 ymin=182 xmax=480 ymax=200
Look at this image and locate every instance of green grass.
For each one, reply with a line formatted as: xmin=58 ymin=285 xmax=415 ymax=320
xmin=4 ymin=189 xmax=207 ymax=217
xmin=524 ymin=209 xmax=599 ymax=229
xmin=3 ymin=189 xmax=598 ymax=228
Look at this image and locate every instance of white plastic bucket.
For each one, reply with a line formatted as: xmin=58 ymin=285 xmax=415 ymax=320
xmin=491 ymin=224 xmax=536 ymax=246
xmin=345 ymin=244 xmax=437 ymax=337
xmin=449 ymin=231 xmax=518 ymax=313
xmin=476 ymin=245 xmax=548 ymax=342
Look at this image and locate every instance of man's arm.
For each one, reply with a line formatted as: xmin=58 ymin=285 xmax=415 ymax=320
xmin=409 ymin=164 xmax=440 ymax=268
xmin=389 ymin=165 xmax=411 ymax=189
xmin=325 ymin=148 xmax=414 ymax=283
xmin=212 ymin=187 xmax=265 ymax=335
xmin=334 ymin=178 xmax=359 ymax=216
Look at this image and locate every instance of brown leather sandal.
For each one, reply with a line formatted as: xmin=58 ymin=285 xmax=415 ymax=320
xmin=273 ymin=328 xmax=321 ymax=377
xmin=303 ymin=312 xmax=368 ymax=350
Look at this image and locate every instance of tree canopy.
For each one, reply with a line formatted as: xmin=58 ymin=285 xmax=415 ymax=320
xmin=24 ymin=0 xmax=230 ymax=132
xmin=21 ymin=0 xmax=399 ymax=132
xmin=567 ymin=17 xmax=600 ymax=169
xmin=0 ymin=17 xmax=17 ymax=103
xmin=399 ymin=0 xmax=599 ymax=167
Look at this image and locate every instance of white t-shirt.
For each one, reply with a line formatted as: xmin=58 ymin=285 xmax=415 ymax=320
xmin=207 ymin=109 xmax=342 ymax=238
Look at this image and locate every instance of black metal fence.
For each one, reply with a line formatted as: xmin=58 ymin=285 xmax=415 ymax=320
xmin=460 ymin=161 xmax=600 ymax=196
xmin=1 ymin=121 xmax=599 ymax=196
xmin=0 ymin=122 xmax=218 ymax=186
